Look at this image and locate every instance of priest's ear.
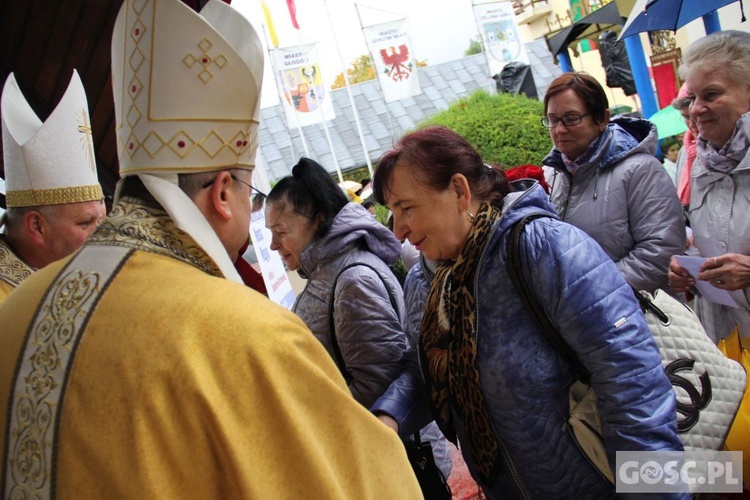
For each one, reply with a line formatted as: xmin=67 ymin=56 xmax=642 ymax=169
xmin=23 ymin=208 xmax=49 ymax=247
xmin=200 ymin=171 xmax=236 ymax=221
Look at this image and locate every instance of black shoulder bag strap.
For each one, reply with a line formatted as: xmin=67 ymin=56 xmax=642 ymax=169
xmin=328 ymin=262 xmax=399 ymax=384
xmin=506 ymin=213 xmax=591 ymax=383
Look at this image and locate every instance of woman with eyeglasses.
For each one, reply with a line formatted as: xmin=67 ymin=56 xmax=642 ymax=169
xmin=541 ymin=72 xmax=684 ymax=294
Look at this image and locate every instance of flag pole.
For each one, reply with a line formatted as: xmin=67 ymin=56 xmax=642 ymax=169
xmin=355 ymin=4 xmax=402 ymax=143
xmin=323 ymin=0 xmax=374 ymax=179
xmin=294 ymin=33 xmax=344 ymax=183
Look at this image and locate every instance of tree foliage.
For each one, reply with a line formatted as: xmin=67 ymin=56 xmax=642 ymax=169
xmin=465 ymin=37 xmax=484 ymax=56
xmin=331 ymin=55 xmax=376 ymax=89
xmin=420 ymin=90 xmax=552 ymax=167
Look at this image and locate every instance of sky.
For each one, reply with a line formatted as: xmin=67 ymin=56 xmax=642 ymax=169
xmin=231 ymin=0 xmax=484 ymax=108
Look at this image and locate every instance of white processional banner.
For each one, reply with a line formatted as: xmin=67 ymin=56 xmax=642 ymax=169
xmin=272 ymin=44 xmax=335 ymax=129
xmin=363 ymin=19 xmax=421 ymax=103
xmin=248 ymin=209 xmax=296 ymax=309
xmin=473 ymin=1 xmax=529 ymax=78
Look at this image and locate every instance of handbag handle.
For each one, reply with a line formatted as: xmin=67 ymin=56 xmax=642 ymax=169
xmin=630 ymin=288 xmax=670 ymax=324
xmin=328 ymin=262 xmax=399 ymax=384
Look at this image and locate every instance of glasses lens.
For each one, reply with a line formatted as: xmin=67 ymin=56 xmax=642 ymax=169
xmin=541 ymin=116 xmax=554 ymax=128
xmin=562 ymin=114 xmax=582 ymax=126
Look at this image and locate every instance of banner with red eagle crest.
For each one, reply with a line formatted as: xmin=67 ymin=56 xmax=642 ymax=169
xmin=363 ymin=19 xmax=421 ymax=103
xmin=271 ymin=43 xmax=335 ymax=128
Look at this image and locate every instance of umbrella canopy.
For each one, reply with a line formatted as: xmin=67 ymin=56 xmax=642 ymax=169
xmin=648 ymin=104 xmax=687 ymax=140
xmin=619 ymin=0 xmax=740 ymax=40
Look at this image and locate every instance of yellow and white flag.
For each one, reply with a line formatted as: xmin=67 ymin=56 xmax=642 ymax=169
xmin=261 ymin=0 xmax=279 ymax=47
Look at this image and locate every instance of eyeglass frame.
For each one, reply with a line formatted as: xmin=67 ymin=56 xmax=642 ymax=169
xmin=540 ymin=113 xmax=591 ymax=128
xmin=201 ymin=173 xmax=267 ymax=202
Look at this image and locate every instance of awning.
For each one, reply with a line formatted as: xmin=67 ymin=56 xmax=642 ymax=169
xmin=545 ymin=1 xmax=633 ymax=56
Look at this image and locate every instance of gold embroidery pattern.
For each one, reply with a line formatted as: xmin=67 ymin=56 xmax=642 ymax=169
xmin=5 ymin=267 xmax=103 ymax=498
xmin=87 ymin=197 xmax=223 ymax=278
xmin=6 ymin=185 xmax=103 ymax=208
xmin=183 ymin=38 xmax=228 ymax=83
xmin=76 ymin=108 xmax=97 ymax=174
xmin=122 ymin=125 xmax=256 ymax=160
xmin=0 ymin=237 xmax=35 ymax=287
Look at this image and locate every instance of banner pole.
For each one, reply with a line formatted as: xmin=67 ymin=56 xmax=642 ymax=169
xmin=323 ymin=0 xmax=374 ymax=179
xmin=294 ymin=32 xmax=344 ymax=183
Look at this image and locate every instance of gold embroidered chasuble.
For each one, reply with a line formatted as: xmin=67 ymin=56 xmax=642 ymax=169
xmin=0 ymin=235 xmax=35 ymax=303
xmin=0 ymin=198 xmax=421 ymax=499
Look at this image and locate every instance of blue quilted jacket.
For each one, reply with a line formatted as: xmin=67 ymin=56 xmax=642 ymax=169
xmin=373 ymin=184 xmax=685 ymax=499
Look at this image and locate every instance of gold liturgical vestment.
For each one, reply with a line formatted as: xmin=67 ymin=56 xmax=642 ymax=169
xmin=0 ymin=198 xmax=421 ymax=499
xmin=0 ymin=235 xmax=34 ymax=304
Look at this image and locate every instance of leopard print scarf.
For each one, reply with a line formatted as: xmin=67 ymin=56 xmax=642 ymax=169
xmin=420 ymin=201 xmax=502 ymax=483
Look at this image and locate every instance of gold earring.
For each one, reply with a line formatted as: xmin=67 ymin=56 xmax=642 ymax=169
xmin=465 ymin=211 xmax=475 ymax=224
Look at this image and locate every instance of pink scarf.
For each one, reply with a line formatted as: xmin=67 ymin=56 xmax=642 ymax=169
xmin=677 ymin=128 xmax=697 ymax=206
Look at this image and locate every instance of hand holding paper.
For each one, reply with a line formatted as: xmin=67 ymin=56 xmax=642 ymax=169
xmin=673 ymin=255 xmax=740 ymax=308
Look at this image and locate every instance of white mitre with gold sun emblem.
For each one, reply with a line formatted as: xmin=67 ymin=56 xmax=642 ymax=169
xmin=1 ymin=70 xmax=102 ymax=208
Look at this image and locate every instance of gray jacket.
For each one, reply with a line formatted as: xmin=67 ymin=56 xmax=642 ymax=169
xmin=543 ymin=116 xmax=685 ymax=293
xmin=689 ymin=122 xmax=750 ymax=341
xmin=293 ymin=203 xmax=406 ymax=408
xmin=293 ymin=203 xmax=452 ymax=477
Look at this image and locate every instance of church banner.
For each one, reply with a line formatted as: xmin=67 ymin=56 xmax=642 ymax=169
xmin=271 ymin=43 xmax=335 ymax=128
xmin=473 ymin=1 xmax=529 ymax=78
xmin=363 ymin=19 xmax=421 ymax=103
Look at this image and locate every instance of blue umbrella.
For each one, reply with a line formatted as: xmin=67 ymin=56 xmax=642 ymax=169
xmin=619 ymin=0 xmax=742 ymax=40
xmin=648 ymin=104 xmax=687 ymax=140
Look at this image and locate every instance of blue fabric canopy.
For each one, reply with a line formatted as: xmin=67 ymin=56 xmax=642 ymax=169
xmin=619 ymin=0 xmax=742 ymax=40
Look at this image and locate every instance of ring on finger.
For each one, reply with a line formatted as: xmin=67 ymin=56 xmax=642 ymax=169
xmin=715 ymin=277 xmax=725 ymax=285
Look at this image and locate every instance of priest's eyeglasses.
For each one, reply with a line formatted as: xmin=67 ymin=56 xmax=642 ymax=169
xmin=541 ymin=113 xmax=590 ymax=128
xmin=202 ymin=173 xmax=267 ymax=212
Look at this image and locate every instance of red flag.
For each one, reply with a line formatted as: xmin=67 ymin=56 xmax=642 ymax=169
xmin=286 ymin=0 xmax=299 ymax=29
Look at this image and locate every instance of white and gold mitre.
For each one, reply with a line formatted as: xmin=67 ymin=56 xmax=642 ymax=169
xmin=1 ymin=70 xmax=102 ymax=208
xmin=111 ymin=0 xmax=264 ymax=175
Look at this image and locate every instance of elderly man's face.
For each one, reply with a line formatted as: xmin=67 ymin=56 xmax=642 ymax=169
xmin=40 ymin=199 xmax=106 ymax=267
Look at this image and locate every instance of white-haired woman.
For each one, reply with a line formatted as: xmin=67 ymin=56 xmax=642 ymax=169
xmin=668 ymin=30 xmax=750 ymax=341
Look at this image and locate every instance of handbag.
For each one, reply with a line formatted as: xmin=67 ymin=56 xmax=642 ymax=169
xmin=404 ymin=432 xmax=453 ymax=500
xmin=329 ymin=263 xmax=452 ymax=499
xmin=507 ymin=214 xmax=748 ymax=483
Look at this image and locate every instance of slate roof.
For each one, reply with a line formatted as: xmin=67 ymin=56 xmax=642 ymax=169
xmin=258 ymin=38 xmax=562 ymax=182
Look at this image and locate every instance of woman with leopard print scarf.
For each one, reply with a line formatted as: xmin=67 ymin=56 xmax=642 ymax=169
xmin=370 ymin=126 xmax=686 ymax=499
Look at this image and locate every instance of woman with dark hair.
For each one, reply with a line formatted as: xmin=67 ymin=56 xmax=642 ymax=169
xmin=265 ymin=157 xmax=452 ymax=480
xmin=370 ymin=126 xmax=685 ymax=499
xmin=542 ymin=72 xmax=684 ymax=294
